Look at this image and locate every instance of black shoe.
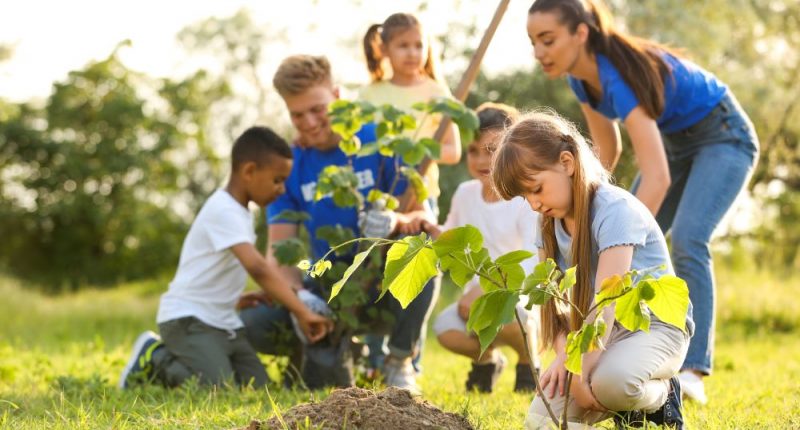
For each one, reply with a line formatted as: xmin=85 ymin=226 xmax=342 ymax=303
xmin=613 ymin=376 xmax=684 ymax=430
xmin=465 ymin=352 xmax=507 ymax=393
xmin=648 ymin=376 xmax=684 ymax=429
xmin=513 ymin=363 xmax=539 ymax=392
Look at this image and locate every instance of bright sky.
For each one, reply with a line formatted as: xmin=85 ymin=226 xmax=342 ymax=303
xmin=0 ymin=0 xmax=537 ymax=102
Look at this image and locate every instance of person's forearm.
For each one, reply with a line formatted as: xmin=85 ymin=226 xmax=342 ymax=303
xmin=253 ymin=269 xmax=308 ymax=317
xmin=437 ymin=123 xmax=462 ymax=165
xmin=634 ymin=174 xmax=669 ymax=216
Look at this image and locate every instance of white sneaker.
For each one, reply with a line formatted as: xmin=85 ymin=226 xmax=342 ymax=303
xmin=678 ymin=370 xmax=708 ymax=404
xmin=383 ymin=355 xmax=421 ymax=396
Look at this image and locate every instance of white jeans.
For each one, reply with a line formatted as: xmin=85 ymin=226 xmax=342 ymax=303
xmin=525 ymin=319 xmax=689 ymax=429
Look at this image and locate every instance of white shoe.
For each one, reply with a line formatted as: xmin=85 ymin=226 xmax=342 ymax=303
xmin=383 ymin=355 xmax=421 ymax=396
xmin=678 ymin=370 xmax=708 ymax=404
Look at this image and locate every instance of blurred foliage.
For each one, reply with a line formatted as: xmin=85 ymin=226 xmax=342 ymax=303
xmin=0 ymin=44 xmax=231 ymax=289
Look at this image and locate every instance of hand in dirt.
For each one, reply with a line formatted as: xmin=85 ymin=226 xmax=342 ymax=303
xmin=297 ymin=311 xmax=334 ymax=344
xmin=237 ymin=291 xmax=272 ymax=309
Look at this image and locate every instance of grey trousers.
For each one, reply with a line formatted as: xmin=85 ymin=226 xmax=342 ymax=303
xmin=153 ymin=316 xmax=269 ymax=388
xmin=525 ymin=319 xmax=689 ymax=429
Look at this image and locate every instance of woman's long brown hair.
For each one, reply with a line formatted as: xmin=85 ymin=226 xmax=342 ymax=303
xmin=529 ymin=0 xmax=677 ymax=120
xmin=492 ymin=111 xmax=608 ymax=349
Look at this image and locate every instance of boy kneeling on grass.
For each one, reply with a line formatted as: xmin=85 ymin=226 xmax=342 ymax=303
xmin=119 ymin=126 xmax=333 ymax=389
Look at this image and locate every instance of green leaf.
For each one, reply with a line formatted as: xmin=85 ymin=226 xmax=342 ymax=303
xmin=643 ymin=275 xmax=689 ymax=332
xmin=332 ymin=188 xmax=362 ymax=208
xmin=565 ymin=330 xmax=583 ymax=374
xmin=376 ymin=122 xmax=390 ymax=138
xmin=382 ymin=234 xmax=438 ymax=308
xmin=495 ymin=250 xmax=534 ymax=266
xmin=479 ymin=265 xmax=504 ymax=293
xmin=296 ymin=260 xmax=311 ymax=271
xmin=339 ymin=135 xmax=361 ymax=156
xmin=366 ymin=189 xmax=384 ymax=203
xmin=271 ymin=238 xmax=307 ymax=266
xmin=594 ymin=273 xmax=633 ymax=314
xmin=271 ymin=209 xmax=311 ymax=223
xmin=385 ymin=195 xmax=399 ymax=211
xmin=558 ymin=266 xmax=577 ymax=293
xmin=432 ymin=225 xmax=484 ymax=257
xmin=310 ymin=259 xmax=332 ymax=278
xmin=411 ymin=101 xmax=429 ymax=112
xmin=526 ymin=259 xmax=559 ymax=287
xmin=356 ymin=143 xmax=379 ymax=157
xmin=439 ymin=247 xmax=488 ymax=289
xmin=315 ymin=225 xmax=356 ymax=255
xmin=401 ymin=144 xmax=427 ymax=166
xmin=524 ymin=284 xmax=552 ymax=307
xmin=419 ymin=137 xmax=441 ymax=160
xmin=401 ymin=167 xmax=429 ymax=203
xmin=466 ymin=289 xmax=519 ymax=355
xmin=329 ymin=242 xmax=379 ymax=302
xmin=399 ymin=114 xmax=416 ymax=131
xmin=615 ymin=287 xmax=651 ymax=333
xmin=498 ymin=262 xmax=526 ymax=291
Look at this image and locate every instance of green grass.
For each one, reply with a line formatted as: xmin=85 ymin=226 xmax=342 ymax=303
xmin=1 ymin=268 xmax=799 ymax=429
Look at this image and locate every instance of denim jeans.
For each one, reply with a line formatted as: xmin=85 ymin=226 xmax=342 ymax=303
xmin=632 ymin=91 xmax=759 ymax=375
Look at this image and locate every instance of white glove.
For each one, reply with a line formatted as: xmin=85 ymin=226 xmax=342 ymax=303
xmin=358 ymin=198 xmax=398 ymax=238
xmin=290 ymin=289 xmax=333 ymax=345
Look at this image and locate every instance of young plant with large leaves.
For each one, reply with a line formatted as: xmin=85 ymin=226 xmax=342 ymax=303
xmin=302 ymin=224 xmax=690 ymax=428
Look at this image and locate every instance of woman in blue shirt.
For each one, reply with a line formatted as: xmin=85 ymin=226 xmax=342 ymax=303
xmin=526 ymin=0 xmax=759 ymax=404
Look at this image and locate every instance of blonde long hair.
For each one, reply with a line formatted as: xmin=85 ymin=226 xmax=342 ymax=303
xmin=362 ymin=13 xmax=440 ymax=82
xmin=492 ymin=111 xmax=608 ymax=349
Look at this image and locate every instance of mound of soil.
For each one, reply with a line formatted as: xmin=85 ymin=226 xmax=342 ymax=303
xmin=243 ymin=387 xmax=474 ymax=430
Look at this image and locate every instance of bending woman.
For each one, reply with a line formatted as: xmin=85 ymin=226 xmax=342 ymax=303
xmin=526 ymin=0 xmax=759 ymax=404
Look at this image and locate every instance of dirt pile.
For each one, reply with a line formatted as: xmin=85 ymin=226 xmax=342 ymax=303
xmin=243 ymin=386 xmax=474 ymax=430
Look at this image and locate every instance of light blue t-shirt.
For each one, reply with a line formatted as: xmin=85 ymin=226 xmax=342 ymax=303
xmin=534 ymin=182 xmax=694 ymax=332
xmin=568 ymin=53 xmax=727 ymax=133
xmin=268 ymin=123 xmax=407 ymax=261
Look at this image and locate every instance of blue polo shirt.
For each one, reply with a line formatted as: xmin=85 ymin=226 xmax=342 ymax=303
xmin=267 ymin=123 xmax=407 ymax=260
xmin=568 ymin=53 xmax=727 ymax=133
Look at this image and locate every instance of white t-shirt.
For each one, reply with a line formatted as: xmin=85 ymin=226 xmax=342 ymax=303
xmin=157 ymin=189 xmax=256 ymax=330
xmin=442 ymin=180 xmax=540 ymax=292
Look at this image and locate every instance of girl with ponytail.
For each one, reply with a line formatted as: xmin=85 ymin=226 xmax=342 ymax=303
xmin=358 ymin=13 xmax=462 ymax=385
xmin=527 ymin=0 xmax=759 ymax=405
xmin=492 ymin=111 xmax=692 ymax=429
xmin=359 ymin=13 xmax=462 ymax=196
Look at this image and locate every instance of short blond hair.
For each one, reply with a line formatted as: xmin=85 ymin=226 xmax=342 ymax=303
xmin=273 ymin=55 xmax=332 ymax=98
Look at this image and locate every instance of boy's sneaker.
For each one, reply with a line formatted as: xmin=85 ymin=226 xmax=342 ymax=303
xmin=613 ymin=376 xmax=684 ymax=429
xmin=465 ymin=351 xmax=507 ymax=393
xmin=383 ymin=355 xmax=421 ymax=396
xmin=678 ymin=369 xmax=708 ymax=404
xmin=118 ymin=331 xmax=163 ymax=389
xmin=513 ymin=362 xmax=538 ymax=392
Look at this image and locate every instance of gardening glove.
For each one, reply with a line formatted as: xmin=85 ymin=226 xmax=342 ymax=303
xmin=358 ymin=199 xmax=397 ymax=238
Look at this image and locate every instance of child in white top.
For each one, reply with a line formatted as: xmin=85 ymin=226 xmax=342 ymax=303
xmin=400 ymin=103 xmax=541 ymax=393
xmin=119 ymin=127 xmax=332 ymax=389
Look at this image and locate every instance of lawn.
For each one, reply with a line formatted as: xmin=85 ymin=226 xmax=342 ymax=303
xmin=0 ymin=267 xmax=798 ymax=429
